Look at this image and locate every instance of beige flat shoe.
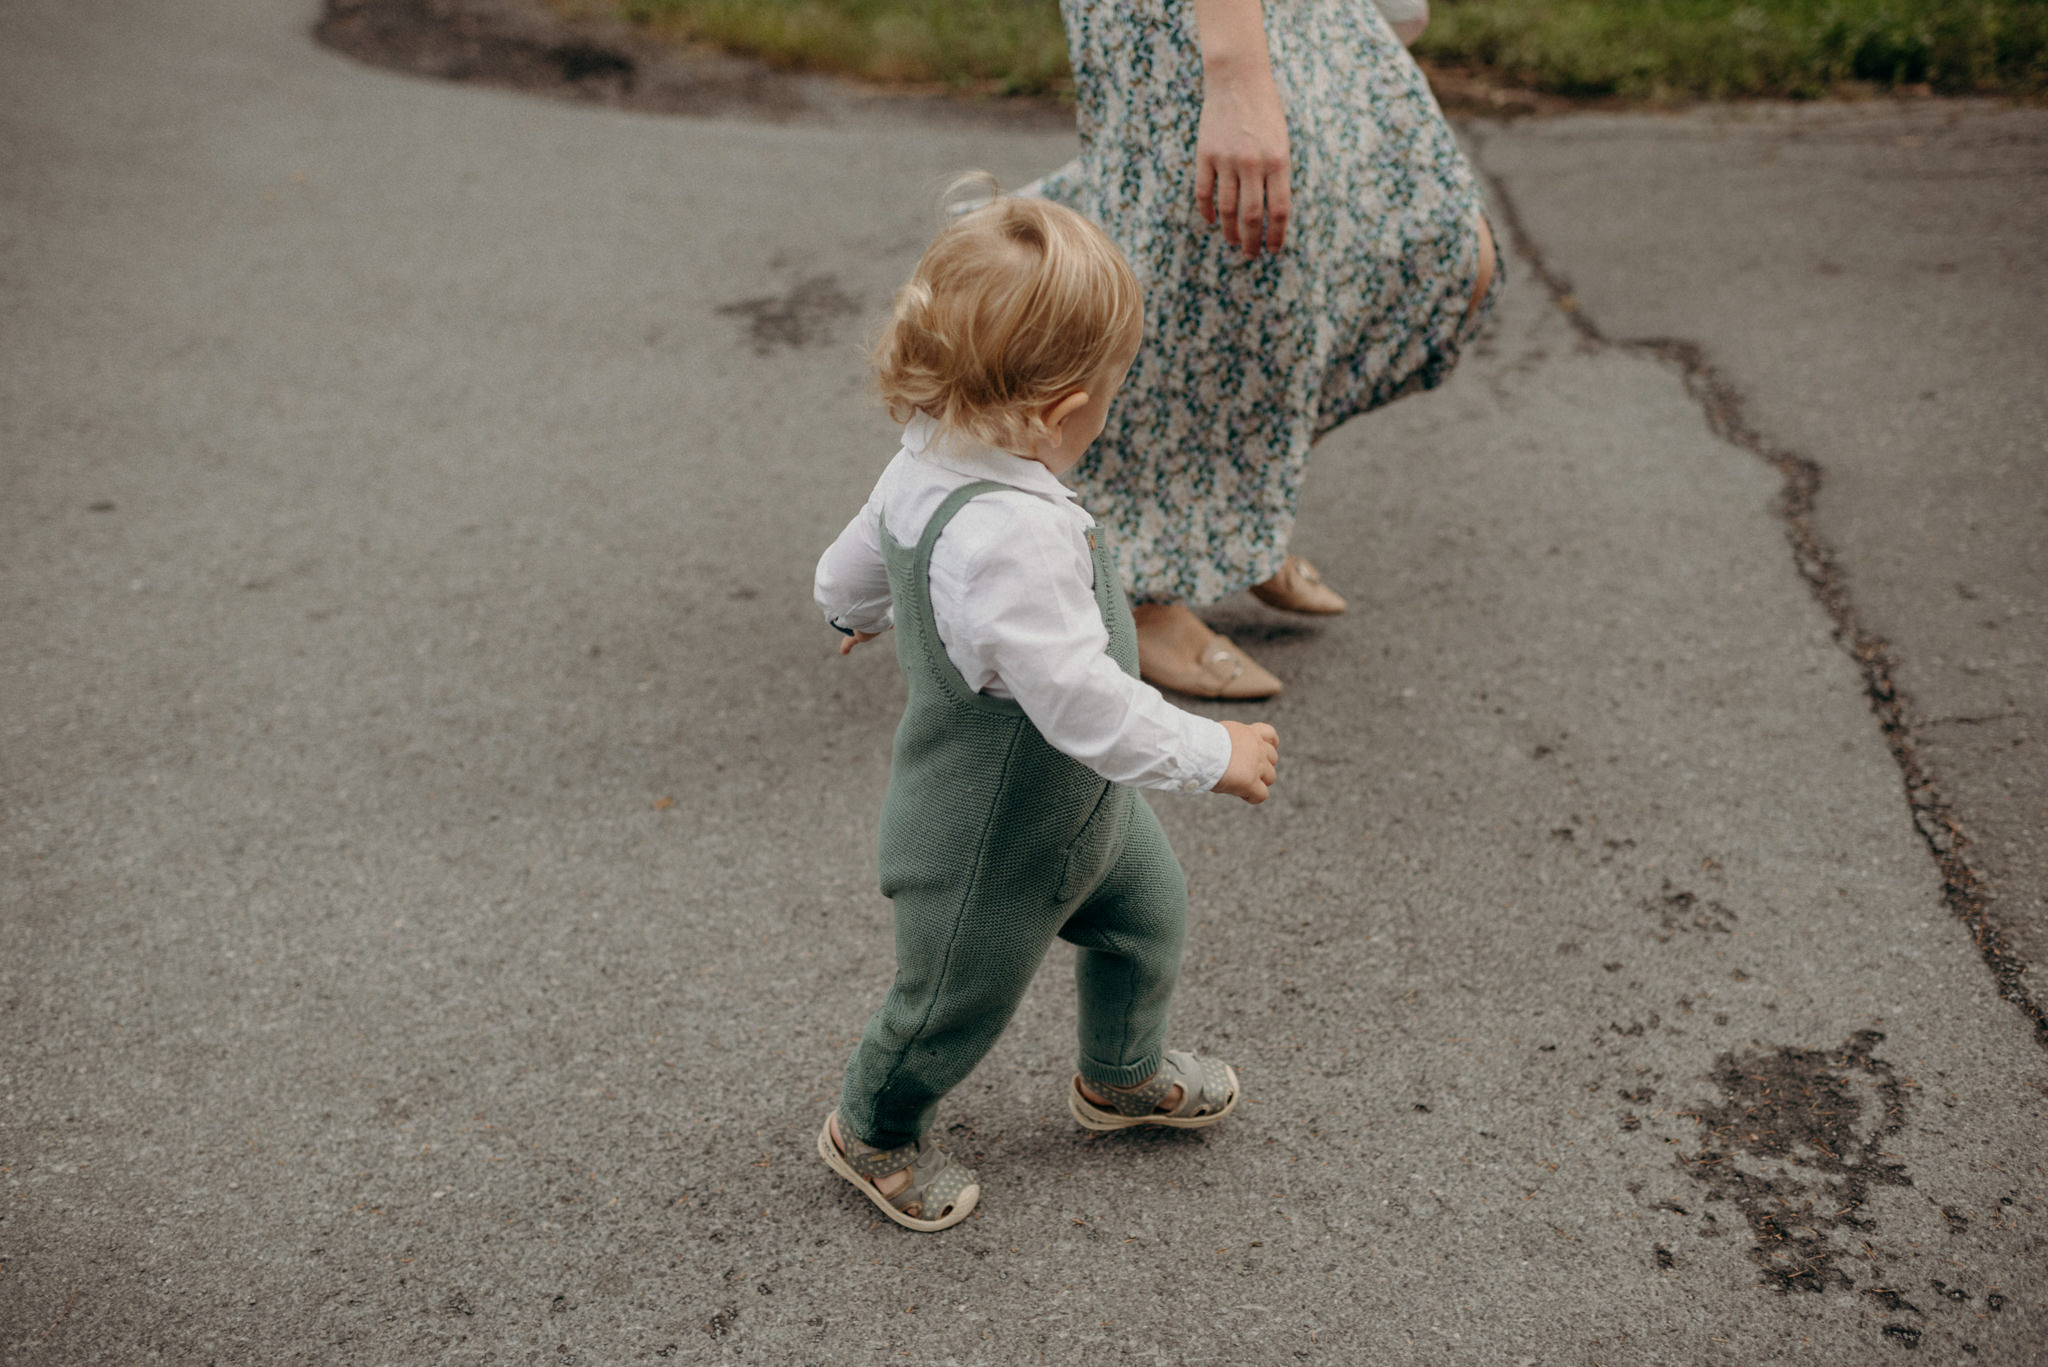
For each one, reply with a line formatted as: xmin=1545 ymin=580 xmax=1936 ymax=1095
xmin=1141 ymin=629 xmax=1283 ymax=700
xmin=1249 ymin=555 xmax=1347 ymax=615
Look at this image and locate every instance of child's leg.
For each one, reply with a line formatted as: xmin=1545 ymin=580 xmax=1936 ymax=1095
xmin=839 ymin=887 xmax=1066 ymax=1150
xmin=1058 ymin=799 xmax=1188 ymax=1090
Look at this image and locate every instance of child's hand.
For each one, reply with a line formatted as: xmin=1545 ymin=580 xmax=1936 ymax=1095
xmin=1214 ymin=721 xmax=1279 ymax=804
xmin=838 ymin=630 xmax=885 ymax=656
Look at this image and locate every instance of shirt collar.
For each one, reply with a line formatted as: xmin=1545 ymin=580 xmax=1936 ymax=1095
xmin=902 ymin=413 xmax=1081 ymax=505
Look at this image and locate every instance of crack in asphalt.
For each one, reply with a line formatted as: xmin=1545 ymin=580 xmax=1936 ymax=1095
xmin=1472 ymin=140 xmax=2048 ymax=1052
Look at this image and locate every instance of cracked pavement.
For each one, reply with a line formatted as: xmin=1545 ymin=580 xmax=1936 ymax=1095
xmin=3 ymin=3 xmax=2044 ymax=1364
xmin=1469 ymin=105 xmax=2048 ymax=1042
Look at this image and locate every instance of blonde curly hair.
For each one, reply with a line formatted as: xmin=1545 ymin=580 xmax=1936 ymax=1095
xmin=873 ymin=184 xmax=1143 ymax=454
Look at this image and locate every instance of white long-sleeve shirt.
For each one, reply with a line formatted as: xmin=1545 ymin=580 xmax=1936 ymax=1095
xmin=815 ymin=416 xmax=1233 ymax=795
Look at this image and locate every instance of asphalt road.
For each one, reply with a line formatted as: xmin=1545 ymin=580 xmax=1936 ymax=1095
xmin=3 ymin=3 xmax=2043 ymax=1364
xmin=1472 ymin=100 xmax=2048 ymax=1012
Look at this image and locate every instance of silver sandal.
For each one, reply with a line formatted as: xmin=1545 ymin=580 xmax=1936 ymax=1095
xmin=816 ymin=1112 xmax=980 ymax=1232
xmin=1068 ymin=1050 xmax=1240 ymax=1132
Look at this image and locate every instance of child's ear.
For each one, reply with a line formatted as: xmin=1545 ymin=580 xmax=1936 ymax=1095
xmin=1041 ymin=389 xmax=1092 ymax=443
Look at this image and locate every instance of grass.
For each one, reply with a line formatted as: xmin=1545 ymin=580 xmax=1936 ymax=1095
xmin=611 ymin=0 xmax=2048 ymax=101
xmin=1413 ymin=0 xmax=2048 ymax=100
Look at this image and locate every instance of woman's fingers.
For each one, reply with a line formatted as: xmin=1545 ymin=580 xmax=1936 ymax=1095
xmin=1263 ymin=168 xmax=1291 ymax=255
xmin=1214 ymin=165 xmax=1242 ymax=249
xmin=1207 ymin=163 xmax=1288 ymax=259
xmin=1236 ymin=168 xmax=1265 ymax=258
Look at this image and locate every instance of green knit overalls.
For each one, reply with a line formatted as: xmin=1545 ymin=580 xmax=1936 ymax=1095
xmin=839 ymin=482 xmax=1191 ymax=1150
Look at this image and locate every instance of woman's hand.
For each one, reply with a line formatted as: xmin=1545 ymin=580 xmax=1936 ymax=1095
xmin=1192 ymin=0 xmax=1291 ymax=258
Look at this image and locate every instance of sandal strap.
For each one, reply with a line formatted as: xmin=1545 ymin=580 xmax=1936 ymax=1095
xmin=1089 ymin=1051 xmax=1237 ymax=1119
xmin=837 ymin=1124 xmax=977 ymax=1218
xmin=1094 ymin=1068 xmax=1176 ymax=1117
xmin=1160 ymin=1050 xmax=1234 ymax=1118
xmin=911 ymin=1152 xmax=974 ymax=1216
xmin=844 ymin=1133 xmax=925 ymax=1181
xmin=1079 ymin=1051 xmax=1239 ymax=1124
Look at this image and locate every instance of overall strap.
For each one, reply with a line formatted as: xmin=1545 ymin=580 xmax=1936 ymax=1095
xmin=894 ymin=479 xmax=1027 ymax=716
xmin=1083 ymin=523 xmax=1140 ymax=679
xmin=915 ymin=480 xmax=1012 ymax=565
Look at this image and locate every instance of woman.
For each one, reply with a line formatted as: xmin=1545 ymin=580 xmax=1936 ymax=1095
xmin=1034 ymin=0 xmax=1498 ymax=697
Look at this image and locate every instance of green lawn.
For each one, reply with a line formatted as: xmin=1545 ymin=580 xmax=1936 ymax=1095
xmin=612 ymin=0 xmax=2048 ymax=100
xmin=1414 ymin=0 xmax=2048 ymax=99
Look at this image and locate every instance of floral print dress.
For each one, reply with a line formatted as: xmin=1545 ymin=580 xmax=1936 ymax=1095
xmin=1036 ymin=0 xmax=1501 ymax=606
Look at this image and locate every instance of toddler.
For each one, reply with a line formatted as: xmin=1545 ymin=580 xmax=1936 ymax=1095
xmin=813 ymin=188 xmax=1280 ymax=1231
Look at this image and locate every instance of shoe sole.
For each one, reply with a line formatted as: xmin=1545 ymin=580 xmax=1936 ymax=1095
xmin=1067 ymin=1063 xmax=1241 ymax=1132
xmin=1248 ymin=583 xmax=1347 ymax=615
xmin=815 ymin=1113 xmax=979 ymax=1232
xmin=1146 ymin=674 xmax=1284 ymax=701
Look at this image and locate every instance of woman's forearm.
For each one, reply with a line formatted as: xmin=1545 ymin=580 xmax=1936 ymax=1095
xmin=1189 ymin=0 xmax=1273 ymax=84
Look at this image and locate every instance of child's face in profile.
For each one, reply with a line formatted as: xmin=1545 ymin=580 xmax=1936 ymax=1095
xmin=1030 ymin=331 xmax=1142 ymax=479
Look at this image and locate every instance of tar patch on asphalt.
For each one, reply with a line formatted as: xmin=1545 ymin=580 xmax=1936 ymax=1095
xmin=1677 ymin=1029 xmax=1911 ymax=1294
xmin=717 ymin=275 xmax=861 ymax=356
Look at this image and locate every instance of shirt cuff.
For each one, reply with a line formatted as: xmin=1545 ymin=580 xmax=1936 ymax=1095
xmin=1180 ymin=718 xmax=1234 ymax=794
xmin=827 ymin=607 xmax=894 ymax=638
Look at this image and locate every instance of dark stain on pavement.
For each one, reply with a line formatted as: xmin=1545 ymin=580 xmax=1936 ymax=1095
xmin=717 ymin=276 xmax=861 ymax=356
xmin=1646 ymin=880 xmax=1736 ymax=941
xmin=316 ymin=0 xmax=809 ymax=118
xmin=550 ymin=40 xmax=633 ymax=87
xmin=315 ymin=0 xmax=1073 ymax=127
xmin=1677 ymin=1030 xmax=1911 ymax=1294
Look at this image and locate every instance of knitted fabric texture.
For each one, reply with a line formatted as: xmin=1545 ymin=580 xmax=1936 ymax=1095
xmin=838 ymin=481 xmax=1190 ymax=1149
